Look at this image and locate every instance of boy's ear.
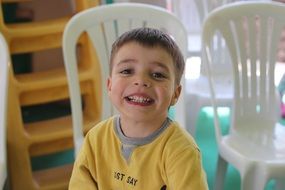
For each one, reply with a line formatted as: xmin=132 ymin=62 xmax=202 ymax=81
xmin=107 ymin=77 xmax=112 ymax=92
xmin=170 ymin=85 xmax=181 ymax=106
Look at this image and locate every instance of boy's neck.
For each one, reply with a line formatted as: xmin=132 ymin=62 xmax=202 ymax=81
xmin=119 ymin=116 xmax=168 ymax=138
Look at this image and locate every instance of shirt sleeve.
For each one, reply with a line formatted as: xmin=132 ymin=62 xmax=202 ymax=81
xmin=166 ymin=147 xmax=208 ymax=190
xmin=69 ymin=134 xmax=98 ymax=190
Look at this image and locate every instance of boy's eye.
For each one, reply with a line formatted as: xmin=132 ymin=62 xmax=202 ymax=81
xmin=152 ymin=72 xmax=166 ymax=80
xmin=119 ymin=69 xmax=132 ymax=75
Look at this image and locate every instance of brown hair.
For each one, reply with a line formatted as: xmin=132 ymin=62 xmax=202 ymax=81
xmin=110 ymin=27 xmax=185 ymax=85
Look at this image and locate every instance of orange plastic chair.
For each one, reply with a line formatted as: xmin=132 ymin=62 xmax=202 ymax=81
xmin=0 ymin=32 xmax=9 ymax=189
xmin=0 ymin=0 xmax=100 ymax=189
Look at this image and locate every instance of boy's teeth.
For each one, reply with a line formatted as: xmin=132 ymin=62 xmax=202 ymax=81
xmin=128 ymin=96 xmax=151 ymax=103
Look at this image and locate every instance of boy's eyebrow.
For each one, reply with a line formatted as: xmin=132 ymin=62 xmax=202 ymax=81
xmin=152 ymin=61 xmax=170 ymax=72
xmin=116 ymin=59 xmax=171 ymax=72
xmin=117 ymin=58 xmax=137 ymax=65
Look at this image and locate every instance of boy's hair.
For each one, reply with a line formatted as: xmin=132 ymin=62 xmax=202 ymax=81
xmin=110 ymin=27 xmax=185 ymax=85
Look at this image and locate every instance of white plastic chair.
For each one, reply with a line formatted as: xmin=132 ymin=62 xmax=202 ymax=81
xmin=0 ymin=33 xmax=9 ymax=189
xmin=171 ymin=0 xmax=232 ymax=56
xmin=62 ymin=3 xmax=188 ymax=156
xmin=170 ymin=0 xmax=234 ymax=135
xmin=203 ymin=1 xmax=285 ymax=190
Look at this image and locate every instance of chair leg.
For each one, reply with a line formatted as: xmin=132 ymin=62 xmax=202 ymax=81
xmin=214 ymin=155 xmax=228 ymax=190
xmin=185 ymin=94 xmax=201 ymax=136
xmin=241 ymin=167 xmax=267 ymax=190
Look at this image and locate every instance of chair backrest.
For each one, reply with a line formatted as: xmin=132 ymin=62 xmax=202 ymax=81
xmin=195 ymin=0 xmax=232 ymax=23
xmin=62 ymin=3 xmax=188 ymax=155
xmin=202 ymin=1 xmax=285 ymax=141
xmin=171 ymin=0 xmax=230 ymax=31
xmin=198 ymin=0 xmax=235 ymax=75
xmin=0 ymin=32 xmax=9 ymax=188
xmin=171 ymin=0 xmax=233 ymax=75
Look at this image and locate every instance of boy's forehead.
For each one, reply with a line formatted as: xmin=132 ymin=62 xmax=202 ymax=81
xmin=113 ymin=42 xmax=173 ymax=65
xmin=115 ymin=41 xmax=170 ymax=57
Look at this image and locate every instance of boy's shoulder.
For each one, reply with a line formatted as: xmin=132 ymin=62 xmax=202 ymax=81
xmin=159 ymin=122 xmax=201 ymax=164
xmin=87 ymin=116 xmax=116 ymax=137
xmin=162 ymin=121 xmax=199 ymax=153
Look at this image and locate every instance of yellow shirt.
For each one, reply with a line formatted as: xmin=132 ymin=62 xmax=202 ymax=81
xmin=69 ymin=116 xmax=208 ymax=190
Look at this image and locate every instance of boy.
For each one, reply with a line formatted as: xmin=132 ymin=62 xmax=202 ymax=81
xmin=69 ymin=28 xmax=208 ymax=190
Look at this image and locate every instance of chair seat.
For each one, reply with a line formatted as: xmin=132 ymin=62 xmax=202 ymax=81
xmin=186 ymin=76 xmax=233 ymax=99
xmin=221 ymin=123 xmax=285 ymax=161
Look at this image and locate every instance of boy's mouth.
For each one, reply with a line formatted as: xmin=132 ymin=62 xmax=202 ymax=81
xmin=125 ymin=95 xmax=154 ymax=105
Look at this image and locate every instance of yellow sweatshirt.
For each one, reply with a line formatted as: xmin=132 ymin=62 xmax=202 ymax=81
xmin=69 ymin=116 xmax=208 ymax=190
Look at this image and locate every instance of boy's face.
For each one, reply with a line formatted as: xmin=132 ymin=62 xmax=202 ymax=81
xmin=107 ymin=42 xmax=181 ymax=122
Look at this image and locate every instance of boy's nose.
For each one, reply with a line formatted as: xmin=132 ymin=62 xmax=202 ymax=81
xmin=134 ymin=82 xmax=150 ymax=87
xmin=133 ymin=77 xmax=151 ymax=87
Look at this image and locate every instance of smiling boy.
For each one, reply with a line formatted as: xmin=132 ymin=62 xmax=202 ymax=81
xmin=69 ymin=27 xmax=208 ymax=190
